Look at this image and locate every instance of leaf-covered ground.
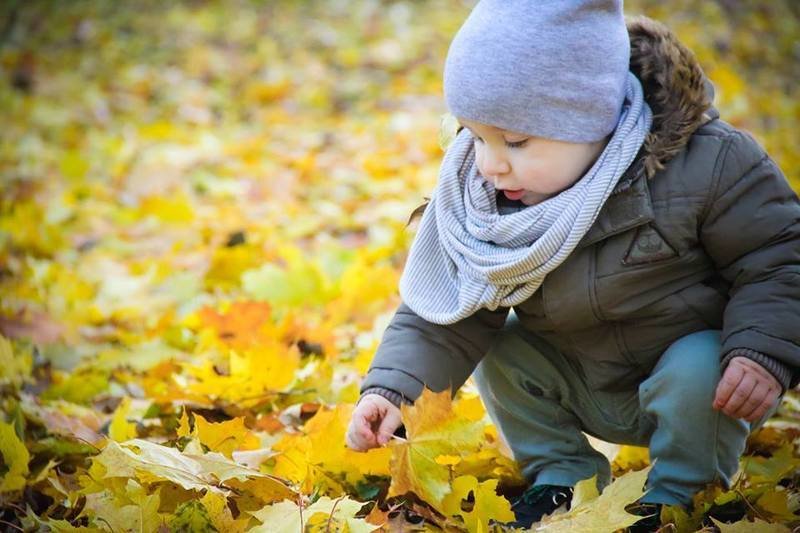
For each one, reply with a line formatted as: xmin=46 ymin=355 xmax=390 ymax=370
xmin=1 ymin=1 xmax=799 ymax=531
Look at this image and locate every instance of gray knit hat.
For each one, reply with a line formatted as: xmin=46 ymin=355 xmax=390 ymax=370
xmin=443 ymin=0 xmax=630 ymax=143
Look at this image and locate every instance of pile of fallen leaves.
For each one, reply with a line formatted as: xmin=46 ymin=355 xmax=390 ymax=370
xmin=1 ymin=0 xmax=799 ymax=531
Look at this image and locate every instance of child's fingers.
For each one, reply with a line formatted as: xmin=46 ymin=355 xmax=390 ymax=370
xmin=720 ymin=374 xmax=757 ymax=418
xmin=345 ymin=421 xmax=364 ymax=450
xmin=346 ymin=407 xmax=379 ymax=451
xmin=349 ymin=422 xmax=377 ymax=450
xmin=346 ymin=419 xmax=371 ymax=450
xmin=735 ymin=381 xmax=769 ymax=420
xmin=713 ymin=364 xmax=745 ymax=409
xmin=345 ymin=429 xmax=364 ymax=451
xmin=376 ymin=407 xmax=402 ymax=446
xmin=741 ymin=383 xmax=778 ymax=422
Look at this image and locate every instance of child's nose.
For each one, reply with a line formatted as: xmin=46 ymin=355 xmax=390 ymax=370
xmin=482 ymin=148 xmax=510 ymax=177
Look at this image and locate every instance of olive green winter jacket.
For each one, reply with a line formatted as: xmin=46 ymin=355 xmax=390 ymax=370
xmin=360 ymin=16 xmax=800 ymax=406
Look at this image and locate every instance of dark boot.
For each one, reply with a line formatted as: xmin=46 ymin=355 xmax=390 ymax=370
xmin=701 ymin=499 xmax=746 ymax=529
xmin=626 ymin=502 xmax=663 ymax=533
xmin=505 ymin=484 xmax=573 ymax=528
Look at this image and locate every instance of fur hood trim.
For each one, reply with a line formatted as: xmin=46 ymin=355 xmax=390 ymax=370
xmin=627 ymin=15 xmax=716 ymax=179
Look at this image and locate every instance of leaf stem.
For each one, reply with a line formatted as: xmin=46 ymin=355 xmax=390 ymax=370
xmin=299 ymin=495 xmax=304 ymax=532
xmin=0 ymin=519 xmax=23 ymax=532
xmin=326 ymin=494 xmax=346 ymax=532
xmin=734 ymin=488 xmax=768 ymax=522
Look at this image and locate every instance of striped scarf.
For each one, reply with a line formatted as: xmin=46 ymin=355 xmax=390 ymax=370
xmin=399 ymin=71 xmax=653 ymax=324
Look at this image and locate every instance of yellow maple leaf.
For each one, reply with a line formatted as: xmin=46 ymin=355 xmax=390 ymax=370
xmin=81 ymin=481 xmax=164 ymax=533
xmin=388 ymin=388 xmax=485 ymax=509
xmin=177 ymin=407 xmax=191 ymax=437
xmin=537 ymin=466 xmax=652 ymax=532
xmin=92 ymin=439 xmax=294 ymax=502
xmin=711 ymin=516 xmax=791 ymax=533
xmin=184 ymin=343 xmax=300 ymax=405
xmin=611 ymin=445 xmax=650 ymax=475
xmin=453 ymin=393 xmax=487 ymax=422
xmin=271 ymin=404 xmax=390 ymax=492
xmin=109 ymin=397 xmax=138 ymax=442
xmin=199 ymin=492 xmax=250 ymax=533
xmin=441 ymin=475 xmax=514 ymax=533
xmin=0 ymin=421 xmax=29 ymax=492
xmin=250 ymin=496 xmax=379 ymax=533
xmin=270 ymin=434 xmax=320 ymax=495
xmin=570 ymin=475 xmax=600 ymax=509
xmin=192 ymin=413 xmax=260 ymax=458
xmin=306 ymin=405 xmax=391 ymax=478
xmin=755 ymin=488 xmax=798 ymax=523
xmin=453 ymin=448 xmax=523 ymax=486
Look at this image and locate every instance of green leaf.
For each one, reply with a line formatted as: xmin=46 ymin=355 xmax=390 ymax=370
xmin=29 ymin=436 xmax=98 ymax=457
xmin=241 ymin=261 xmax=326 ymax=306
xmin=41 ymin=368 xmax=110 ymax=404
xmin=169 ymin=500 xmax=217 ymax=533
xmin=22 ymin=512 xmax=104 ymax=533
xmin=0 ymin=335 xmax=32 ymax=388
xmin=743 ymin=444 xmax=800 ymax=485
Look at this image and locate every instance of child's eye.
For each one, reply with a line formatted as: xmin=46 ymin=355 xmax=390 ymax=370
xmin=472 ymin=136 xmax=527 ymax=149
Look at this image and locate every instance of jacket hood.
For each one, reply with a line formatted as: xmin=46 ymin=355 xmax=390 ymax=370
xmin=626 ymin=15 xmax=717 ymax=179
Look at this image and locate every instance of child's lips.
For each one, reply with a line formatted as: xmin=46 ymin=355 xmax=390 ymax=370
xmin=502 ymin=189 xmax=526 ymax=201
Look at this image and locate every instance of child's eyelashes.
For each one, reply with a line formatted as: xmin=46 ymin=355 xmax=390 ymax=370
xmin=472 ymin=136 xmax=528 ymax=149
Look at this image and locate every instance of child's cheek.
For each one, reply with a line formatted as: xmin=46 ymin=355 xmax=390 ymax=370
xmin=474 ymin=146 xmax=483 ymax=168
xmin=475 ymin=157 xmax=487 ymax=179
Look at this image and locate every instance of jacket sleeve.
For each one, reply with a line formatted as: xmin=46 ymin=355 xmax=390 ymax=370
xmin=359 ymin=301 xmax=510 ymax=404
xmin=699 ymin=129 xmax=800 ymax=387
xmin=720 ymin=348 xmax=793 ymax=391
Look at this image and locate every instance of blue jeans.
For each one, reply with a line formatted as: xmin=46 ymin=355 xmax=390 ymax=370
xmin=472 ymin=314 xmax=779 ymax=506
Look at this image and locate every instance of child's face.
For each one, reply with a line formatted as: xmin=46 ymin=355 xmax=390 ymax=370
xmin=458 ymin=118 xmax=610 ymax=206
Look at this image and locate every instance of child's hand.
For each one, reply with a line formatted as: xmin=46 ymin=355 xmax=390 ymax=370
xmin=713 ymin=356 xmax=781 ymax=422
xmin=346 ymin=394 xmax=403 ymax=452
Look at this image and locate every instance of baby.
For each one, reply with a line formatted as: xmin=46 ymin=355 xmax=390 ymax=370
xmin=346 ymin=1 xmax=799 ymax=531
